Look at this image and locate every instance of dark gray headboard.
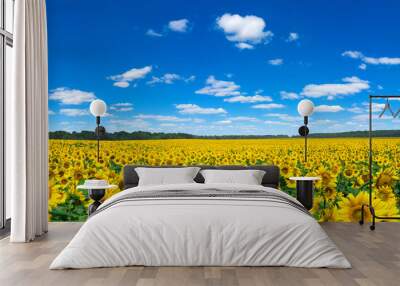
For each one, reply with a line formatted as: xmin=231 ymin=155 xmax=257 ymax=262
xmin=123 ymin=165 xmax=280 ymax=190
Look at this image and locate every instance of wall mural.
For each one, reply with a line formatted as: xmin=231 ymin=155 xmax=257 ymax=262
xmin=47 ymin=0 xmax=400 ymax=222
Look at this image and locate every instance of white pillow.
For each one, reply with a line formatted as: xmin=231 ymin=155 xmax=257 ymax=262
xmin=200 ymin=169 xmax=266 ymax=185
xmin=135 ymin=167 xmax=201 ymax=186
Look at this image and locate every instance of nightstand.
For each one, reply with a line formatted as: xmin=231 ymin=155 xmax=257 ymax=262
xmin=289 ymin=177 xmax=320 ymax=210
xmin=87 ymin=189 xmax=106 ymax=215
xmin=77 ymin=180 xmax=117 ymax=215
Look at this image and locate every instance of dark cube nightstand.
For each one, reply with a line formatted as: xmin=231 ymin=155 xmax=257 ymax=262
xmin=77 ymin=180 xmax=117 ymax=215
xmin=289 ymin=177 xmax=320 ymax=210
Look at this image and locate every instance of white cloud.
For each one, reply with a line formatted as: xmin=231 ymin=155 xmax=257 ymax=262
xmin=113 ymin=81 xmax=130 ymax=88
xmin=373 ymin=103 xmax=386 ymax=111
xmin=287 ymin=32 xmax=299 ymax=42
xmin=146 ymin=29 xmax=163 ymax=37
xmin=252 ymin=103 xmax=285 ymax=109
xmin=176 ymin=104 xmax=227 ymax=114
xmin=147 ymin=73 xmax=180 ymax=85
xmin=301 ymin=76 xmax=369 ymax=98
xmin=57 ymin=121 xmax=90 ymax=132
xmin=347 ymin=106 xmax=364 ymax=114
xmin=342 ymin=50 xmax=400 ymax=67
xmin=110 ymin=102 xmax=134 ymax=112
xmin=359 ymin=63 xmax=367 ymax=70
xmin=195 ymin=75 xmax=241 ymax=97
xmin=280 ymin=91 xmax=300 ymax=100
xmin=363 ymin=56 xmax=400 ymax=65
xmin=216 ymin=120 xmax=232 ymax=125
xmin=110 ymin=107 xmax=133 ymax=112
xmin=352 ymin=114 xmax=369 ymax=122
xmin=224 ymin=94 xmax=272 ymax=103
xmin=185 ymin=75 xmax=196 ymax=82
xmin=48 ymin=109 xmax=56 ymax=115
xmin=135 ymin=114 xmax=192 ymax=122
xmin=193 ymin=118 xmax=205 ymax=123
xmin=59 ymin=108 xmax=89 ymax=116
xmin=314 ymin=105 xmax=344 ymax=113
xmin=347 ymin=102 xmax=389 ymax=118
xmin=352 ymin=111 xmax=396 ymax=123
xmin=264 ymin=120 xmax=293 ymax=126
xmin=235 ymin=42 xmax=254 ymax=50
xmin=268 ymin=58 xmax=283 ymax=65
xmin=351 ymin=114 xmax=369 ymax=122
xmin=159 ymin=123 xmax=178 ymax=127
xmin=108 ymin=119 xmax=150 ymax=131
xmin=228 ymin=116 xmax=259 ymax=122
xmin=313 ymin=119 xmax=337 ymax=125
xmin=362 ymin=102 xmax=386 ymax=113
xmin=216 ymin=13 xmax=273 ymax=49
xmin=342 ymin=50 xmax=363 ymax=59
xmin=60 ymin=121 xmax=87 ymax=125
xmin=265 ymin=113 xmax=299 ymax=122
xmin=168 ymin=19 xmax=189 ymax=32
xmin=49 ymin=87 xmax=96 ymax=105
xmin=108 ymin=66 xmax=152 ymax=88
xmin=147 ymin=73 xmax=195 ymax=85
xmin=112 ymin=102 xmax=132 ymax=107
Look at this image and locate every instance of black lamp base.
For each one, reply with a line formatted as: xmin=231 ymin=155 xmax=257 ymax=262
xmin=88 ymin=189 xmax=105 ymax=215
xmin=298 ymin=125 xmax=309 ymax=136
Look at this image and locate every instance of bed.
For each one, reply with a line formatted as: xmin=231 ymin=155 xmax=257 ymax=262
xmin=50 ymin=165 xmax=351 ymax=269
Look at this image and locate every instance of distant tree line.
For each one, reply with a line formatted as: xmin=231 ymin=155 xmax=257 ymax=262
xmin=304 ymin=130 xmax=400 ymax=138
xmin=48 ymin=130 xmax=290 ymax=140
xmin=48 ymin=129 xmax=400 ymax=140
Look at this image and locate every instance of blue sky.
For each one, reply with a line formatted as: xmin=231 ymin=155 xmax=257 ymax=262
xmin=47 ymin=0 xmax=400 ymax=135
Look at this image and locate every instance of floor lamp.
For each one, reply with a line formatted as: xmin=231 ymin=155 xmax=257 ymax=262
xmin=297 ymin=99 xmax=314 ymax=162
xmin=89 ymin=99 xmax=107 ymax=162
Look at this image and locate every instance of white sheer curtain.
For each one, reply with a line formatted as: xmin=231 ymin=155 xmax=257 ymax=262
xmin=7 ymin=0 xmax=48 ymax=242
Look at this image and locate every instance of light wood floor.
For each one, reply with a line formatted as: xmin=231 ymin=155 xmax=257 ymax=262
xmin=0 ymin=222 xmax=399 ymax=286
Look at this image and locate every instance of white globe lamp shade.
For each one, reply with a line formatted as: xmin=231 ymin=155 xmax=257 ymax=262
xmin=297 ymin=99 xmax=314 ymax=117
xmin=90 ymin=99 xmax=107 ymax=117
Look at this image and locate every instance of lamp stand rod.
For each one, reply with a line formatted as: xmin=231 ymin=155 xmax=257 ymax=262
xmin=305 ymin=133 xmax=307 ymax=162
xmin=96 ymin=116 xmax=100 ymax=162
xmin=304 ymin=116 xmax=308 ymax=162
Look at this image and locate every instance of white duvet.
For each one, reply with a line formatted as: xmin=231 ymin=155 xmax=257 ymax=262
xmin=50 ymin=183 xmax=351 ymax=269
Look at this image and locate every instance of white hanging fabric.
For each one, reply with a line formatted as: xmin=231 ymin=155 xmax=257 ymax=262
xmin=7 ymin=0 xmax=49 ymax=242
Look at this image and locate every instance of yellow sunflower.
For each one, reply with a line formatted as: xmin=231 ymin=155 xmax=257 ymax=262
xmin=48 ymin=187 xmax=68 ymax=210
xmin=371 ymin=198 xmax=399 ymax=222
xmin=310 ymin=196 xmax=338 ymax=222
xmin=343 ymin=166 xmax=355 ymax=179
xmin=338 ymin=192 xmax=372 ymax=222
xmin=374 ymin=185 xmax=396 ymax=203
xmin=322 ymin=182 xmax=337 ymax=200
xmin=375 ymin=168 xmax=399 ymax=188
xmin=356 ymin=173 xmax=370 ymax=187
xmin=314 ymin=166 xmax=335 ymax=189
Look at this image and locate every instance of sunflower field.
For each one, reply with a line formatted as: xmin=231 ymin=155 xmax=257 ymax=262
xmin=48 ymin=138 xmax=400 ymax=222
